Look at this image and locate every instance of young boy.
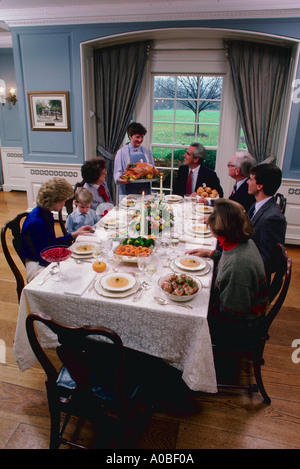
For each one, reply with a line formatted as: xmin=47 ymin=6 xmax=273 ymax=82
xmin=65 ymin=187 xmax=100 ymax=233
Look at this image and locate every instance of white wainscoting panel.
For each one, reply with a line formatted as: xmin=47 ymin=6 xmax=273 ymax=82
xmin=1 ymin=147 xmax=26 ymax=191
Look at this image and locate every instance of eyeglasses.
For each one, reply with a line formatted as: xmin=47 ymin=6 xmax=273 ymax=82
xmin=227 ymin=164 xmax=237 ymax=168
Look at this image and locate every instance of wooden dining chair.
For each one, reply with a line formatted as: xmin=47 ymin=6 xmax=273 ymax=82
xmin=213 ymin=243 xmax=292 ymax=404
xmin=26 ymin=312 xmax=158 ymax=449
xmin=275 ymin=192 xmax=287 ymax=215
xmin=1 ymin=212 xmax=28 ymax=302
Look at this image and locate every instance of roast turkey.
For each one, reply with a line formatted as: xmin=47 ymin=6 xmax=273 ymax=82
xmin=121 ymin=162 xmax=159 ymax=180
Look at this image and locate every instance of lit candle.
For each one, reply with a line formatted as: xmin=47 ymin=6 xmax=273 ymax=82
xmin=160 ymin=173 xmax=163 ymax=201
xmin=141 ymin=191 xmax=145 ymax=236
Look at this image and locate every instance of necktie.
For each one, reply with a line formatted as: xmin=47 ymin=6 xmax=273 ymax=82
xmin=248 ymin=204 xmax=256 ymax=219
xmin=186 ymin=170 xmax=193 ymax=195
xmin=231 ymin=183 xmax=237 ymax=196
xmin=98 ymin=184 xmax=109 ymax=202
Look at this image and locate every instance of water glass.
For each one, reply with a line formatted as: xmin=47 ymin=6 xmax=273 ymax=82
xmin=92 ymin=243 xmax=103 ymax=260
xmin=137 ymin=253 xmax=150 ymax=277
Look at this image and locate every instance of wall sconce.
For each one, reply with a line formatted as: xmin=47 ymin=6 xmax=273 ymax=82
xmin=0 ymin=80 xmax=17 ymax=106
xmin=7 ymin=88 xmax=17 ymax=105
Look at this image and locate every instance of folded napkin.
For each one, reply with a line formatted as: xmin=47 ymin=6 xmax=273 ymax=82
xmin=75 ymin=234 xmax=99 ymax=244
xmin=62 ymin=263 xmax=96 ymax=296
xmin=179 ymin=235 xmax=213 ymax=246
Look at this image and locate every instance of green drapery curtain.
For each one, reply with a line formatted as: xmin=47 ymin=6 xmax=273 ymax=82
xmin=94 ymin=41 xmax=152 ymax=201
xmin=225 ymin=40 xmax=292 ymax=163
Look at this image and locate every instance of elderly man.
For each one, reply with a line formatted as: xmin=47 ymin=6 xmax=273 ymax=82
xmin=227 ymin=150 xmax=256 ymax=211
xmin=173 ymin=142 xmax=223 ymax=198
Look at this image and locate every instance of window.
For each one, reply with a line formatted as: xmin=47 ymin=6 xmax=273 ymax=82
xmin=150 ymin=75 xmax=223 ymax=193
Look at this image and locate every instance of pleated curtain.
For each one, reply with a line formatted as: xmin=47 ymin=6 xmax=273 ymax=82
xmin=224 ymin=40 xmax=292 ymax=163
xmin=94 ymin=41 xmax=152 ymax=201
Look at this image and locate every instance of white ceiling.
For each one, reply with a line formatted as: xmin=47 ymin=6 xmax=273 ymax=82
xmin=1 ymin=0 xmax=300 ymax=45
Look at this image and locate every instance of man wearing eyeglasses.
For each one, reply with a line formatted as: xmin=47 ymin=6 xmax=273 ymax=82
xmin=227 ymin=150 xmax=256 ymax=211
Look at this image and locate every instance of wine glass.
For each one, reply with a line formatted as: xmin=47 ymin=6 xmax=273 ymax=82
xmin=40 ymin=245 xmax=72 ymax=281
xmin=102 ymin=237 xmax=113 ymax=259
xmin=160 ymin=237 xmax=171 ymax=257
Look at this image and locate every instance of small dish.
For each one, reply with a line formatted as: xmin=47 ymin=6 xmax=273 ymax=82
xmin=190 ymin=223 xmax=210 ymax=235
xmin=164 ymin=194 xmax=183 ymax=203
xmin=175 ymin=255 xmax=206 ymax=271
xmin=100 ymin=272 xmax=136 ymax=292
xmin=73 ymin=242 xmax=98 ymax=255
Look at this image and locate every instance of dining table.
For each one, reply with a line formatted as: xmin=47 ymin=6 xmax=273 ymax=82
xmin=14 ymin=194 xmax=218 ymax=393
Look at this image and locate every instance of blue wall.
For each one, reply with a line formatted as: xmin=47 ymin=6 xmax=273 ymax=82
xmin=5 ymin=17 xmax=300 ymax=180
xmin=0 ymin=48 xmax=22 ymax=147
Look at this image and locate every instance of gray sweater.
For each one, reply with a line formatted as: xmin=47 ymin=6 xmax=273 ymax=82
xmin=210 ymin=239 xmax=268 ymax=325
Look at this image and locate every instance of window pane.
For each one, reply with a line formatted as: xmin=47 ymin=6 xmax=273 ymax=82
xmin=239 ymin=127 xmax=247 ymax=149
xmin=153 ymin=147 xmax=172 ymax=168
xmin=154 ymin=76 xmax=176 ymax=98
xmin=152 ymin=123 xmax=173 ymax=144
xmin=153 ymin=100 xmax=174 ymax=119
xmin=151 ymin=74 xmax=223 ymax=191
xmin=198 ymin=124 xmax=219 ymax=147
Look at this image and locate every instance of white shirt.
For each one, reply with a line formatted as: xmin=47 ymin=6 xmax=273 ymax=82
xmin=252 ymin=196 xmax=273 ymax=217
xmin=190 ymin=165 xmax=200 ymax=194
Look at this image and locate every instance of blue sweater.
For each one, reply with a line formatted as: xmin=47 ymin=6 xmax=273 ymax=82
xmin=20 ymin=205 xmax=73 ymax=266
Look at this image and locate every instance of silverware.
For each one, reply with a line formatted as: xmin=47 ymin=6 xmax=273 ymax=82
xmin=87 ymin=275 xmax=98 ymax=292
xmin=38 ymin=265 xmax=59 ymax=285
xmin=154 ymin=296 xmax=193 ymax=309
xmin=75 ymin=259 xmax=93 ymax=264
xmin=133 ymin=281 xmax=149 ymax=302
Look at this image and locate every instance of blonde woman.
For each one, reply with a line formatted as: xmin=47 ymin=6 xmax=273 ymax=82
xmin=20 ymin=178 xmax=92 ymax=281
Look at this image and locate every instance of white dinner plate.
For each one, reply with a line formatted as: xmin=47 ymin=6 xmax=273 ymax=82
xmin=73 ymin=242 xmax=99 ymax=255
xmin=95 ymin=278 xmax=140 ymax=298
xmin=120 ymin=197 xmax=137 ymax=208
xmin=175 ymin=255 xmax=206 ymax=271
xmin=184 ymin=226 xmax=212 ymax=238
xmin=196 ymin=205 xmax=213 ymax=214
xmin=164 ymin=194 xmax=183 ymax=203
xmin=100 ymin=272 xmax=136 ymax=292
xmin=189 ymin=223 xmax=210 ymax=235
xmin=170 ymin=258 xmax=211 ymax=276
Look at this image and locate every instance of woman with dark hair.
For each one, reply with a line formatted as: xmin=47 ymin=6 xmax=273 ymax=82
xmin=187 ymin=199 xmax=269 ymax=341
xmin=81 ymin=157 xmax=114 ymax=214
xmin=113 ymin=122 xmax=155 ymax=198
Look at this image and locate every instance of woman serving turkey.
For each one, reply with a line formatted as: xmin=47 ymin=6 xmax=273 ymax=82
xmin=113 ymin=122 xmax=155 ymax=199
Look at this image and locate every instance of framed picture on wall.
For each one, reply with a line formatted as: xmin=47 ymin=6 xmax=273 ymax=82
xmin=27 ymin=91 xmax=71 ymax=131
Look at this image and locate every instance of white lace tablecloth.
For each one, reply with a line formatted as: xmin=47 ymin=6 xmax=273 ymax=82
xmin=14 ymin=203 xmax=218 ymax=393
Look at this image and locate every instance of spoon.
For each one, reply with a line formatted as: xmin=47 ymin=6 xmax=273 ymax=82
xmin=133 ymin=281 xmax=149 ymax=302
xmin=38 ymin=265 xmax=59 ymax=285
xmin=154 ymin=296 xmax=193 ymax=309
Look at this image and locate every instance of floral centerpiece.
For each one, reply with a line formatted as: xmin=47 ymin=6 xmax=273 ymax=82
xmin=129 ymin=199 xmax=174 ymax=237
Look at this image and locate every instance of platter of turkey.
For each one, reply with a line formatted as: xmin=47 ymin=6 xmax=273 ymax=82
xmin=120 ymin=162 xmax=159 ymax=182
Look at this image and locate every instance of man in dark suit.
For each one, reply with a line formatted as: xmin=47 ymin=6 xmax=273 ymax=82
xmin=228 ymin=151 xmax=256 ymax=212
xmin=247 ymin=164 xmax=286 ymax=274
xmin=173 ymin=143 xmax=223 ymax=198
